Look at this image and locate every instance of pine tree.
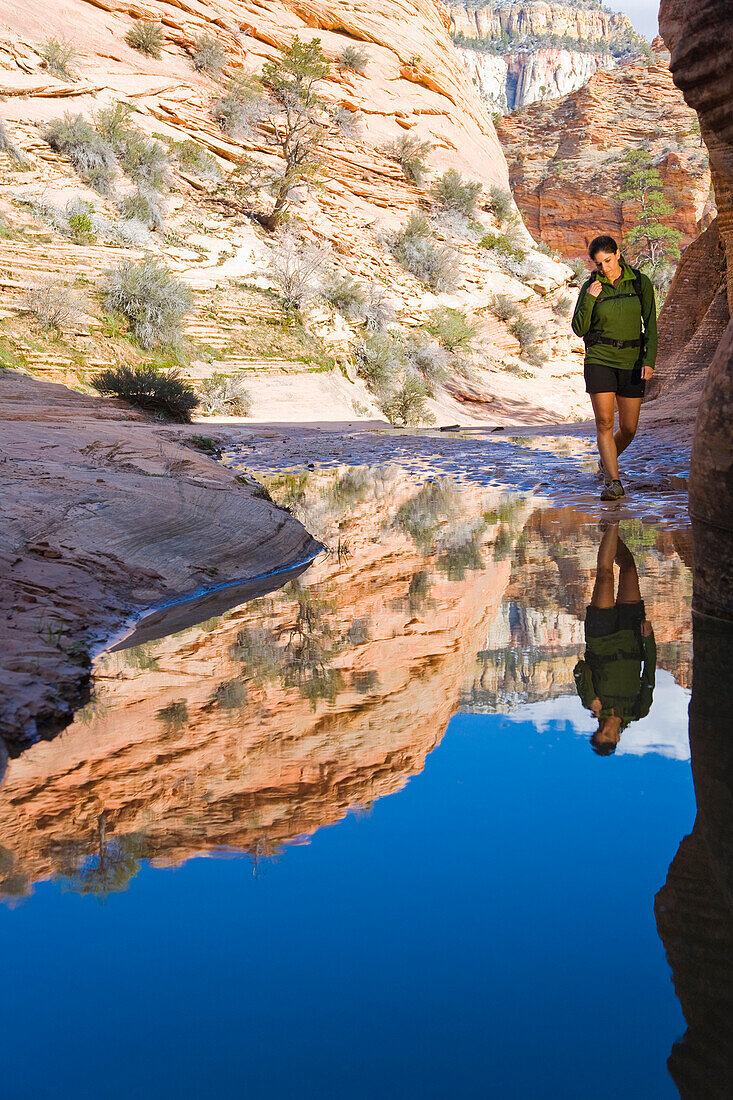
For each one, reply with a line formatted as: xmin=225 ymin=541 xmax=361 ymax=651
xmin=619 ymin=149 xmax=682 ymax=272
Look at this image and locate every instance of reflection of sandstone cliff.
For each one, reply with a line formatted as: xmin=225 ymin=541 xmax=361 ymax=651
xmin=495 ymin=39 xmax=711 ymax=258
xmin=0 ymin=469 xmax=515 ymax=899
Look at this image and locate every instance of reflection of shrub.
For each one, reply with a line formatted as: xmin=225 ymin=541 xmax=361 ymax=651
xmin=381 ymin=376 xmax=435 ymax=426
xmin=493 ymin=525 xmax=512 ymax=561
xmin=431 ymin=169 xmax=481 ymax=217
xmin=41 ymin=38 xmax=79 ymax=81
xmin=390 ymin=214 xmax=458 ymax=291
xmin=156 ymin=700 xmax=189 ymax=727
xmin=192 ymin=35 xmax=226 ymax=75
xmin=338 ymin=45 xmax=369 ymax=73
xmin=91 ymin=364 xmax=200 ymax=422
xmin=101 ymin=257 xmax=193 ymax=347
xmin=213 ymin=679 xmax=248 ymax=709
xmin=397 ymin=478 xmax=461 ymax=552
xmin=125 ymin=20 xmax=165 ymax=59
xmin=427 ymin=306 xmax=475 ymax=351
xmin=347 ymin=617 xmax=371 ymax=645
xmin=407 ymin=569 xmax=431 ymax=612
xmin=387 ymin=134 xmax=432 ymax=184
xmin=44 ymin=113 xmax=116 ymax=194
xmin=198 ymin=372 xmax=252 ymax=416
xmin=353 ymin=669 xmax=379 ymax=694
xmin=437 ymin=525 xmax=485 ymax=580
xmin=232 ymin=626 xmax=282 ymax=684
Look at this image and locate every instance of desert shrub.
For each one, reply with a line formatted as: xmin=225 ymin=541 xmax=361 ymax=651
xmin=125 ymin=20 xmax=164 ymax=59
xmin=522 ymin=344 xmax=548 ymax=367
xmin=165 ymin=137 xmax=220 ymax=179
xmin=363 ymin=281 xmax=395 ymax=332
xmin=489 ymin=293 xmax=520 ymax=321
xmin=40 ymin=37 xmax=79 ymax=81
xmin=338 ymin=45 xmax=369 ymax=73
xmin=568 ymin=257 xmax=589 ymax=285
xmin=486 ymin=184 xmax=513 ymax=225
xmin=192 ymin=35 xmax=226 ymax=76
xmin=404 ymin=334 xmax=450 ymax=393
xmin=0 ymin=121 xmax=26 ymax=166
xmin=381 ymin=376 xmax=435 ymax=427
xmin=91 ymin=363 xmax=199 ymax=421
xmin=323 ymin=273 xmax=367 ymax=319
xmin=98 ymin=215 xmax=150 ymax=247
xmin=509 ymin=315 xmax=540 ymax=350
xmin=119 ymin=185 xmax=165 ymax=230
xmin=389 ymin=213 xmax=459 ymax=291
xmin=426 ymin=306 xmax=476 ymax=351
xmin=198 ymin=372 xmax=252 ymax=416
xmin=44 ymin=113 xmax=116 ymax=194
xmin=353 ymin=331 xmax=404 ymax=391
xmin=270 ymin=230 xmax=329 ymax=311
xmin=387 ymin=134 xmax=432 ymax=185
xmin=431 ymin=169 xmax=482 ymax=218
xmin=117 ymin=130 xmax=169 ymax=189
xmin=66 ymin=198 xmax=95 ymax=242
xmin=480 ymin=216 xmax=526 ymax=260
xmin=332 ymin=105 xmax=363 ymax=137
xmin=212 ymin=75 xmax=267 ymax=137
xmin=552 ymin=293 xmax=572 ymax=317
xmin=94 ymin=101 xmax=134 ymax=150
xmin=101 ymin=257 xmax=194 ymax=348
xmin=24 ymin=279 xmax=83 ymax=329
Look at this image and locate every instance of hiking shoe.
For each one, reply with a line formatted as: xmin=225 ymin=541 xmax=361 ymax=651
xmin=600 ymin=479 xmax=626 ymax=501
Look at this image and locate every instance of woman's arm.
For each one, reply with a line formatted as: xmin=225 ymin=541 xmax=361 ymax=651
xmin=571 ymin=280 xmax=595 ymax=337
xmin=641 ymin=274 xmax=658 ymax=369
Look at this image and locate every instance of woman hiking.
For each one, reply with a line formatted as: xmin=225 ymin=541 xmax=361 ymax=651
xmin=572 ymin=235 xmax=658 ymax=501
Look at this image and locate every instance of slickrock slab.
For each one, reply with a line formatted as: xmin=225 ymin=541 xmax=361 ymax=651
xmin=0 ymin=371 xmax=321 ymax=749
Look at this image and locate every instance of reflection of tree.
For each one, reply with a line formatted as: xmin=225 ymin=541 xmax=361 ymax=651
xmin=281 ymin=587 xmax=344 ymax=708
xmin=396 ymin=478 xmax=463 ymax=555
xmin=58 ymin=813 xmax=147 ymax=900
xmin=156 ymin=699 xmax=189 ymax=730
xmin=407 ymin=569 xmax=433 ymax=613
xmin=0 ymin=844 xmax=30 ymax=902
xmin=436 ymin=519 xmax=487 ymax=580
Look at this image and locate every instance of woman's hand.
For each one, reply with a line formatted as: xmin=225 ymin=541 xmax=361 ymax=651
xmin=587 ymin=280 xmax=603 ymax=298
xmin=641 ymin=365 xmax=654 ymax=381
xmin=641 ymin=619 xmax=653 ymax=637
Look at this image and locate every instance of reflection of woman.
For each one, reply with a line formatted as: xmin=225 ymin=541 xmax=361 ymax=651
xmin=574 ymin=524 xmax=656 ymax=754
xmin=571 ymin=235 xmax=658 ymax=501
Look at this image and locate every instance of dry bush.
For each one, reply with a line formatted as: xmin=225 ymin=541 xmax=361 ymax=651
xmin=24 ymin=279 xmax=84 ymax=330
xmin=198 ymin=372 xmax=252 ymax=416
xmin=44 ymin=113 xmax=116 ymax=194
xmin=192 ymin=35 xmax=226 ymax=76
xmin=212 ymin=77 xmax=267 ymax=137
xmin=117 ymin=130 xmax=169 ymax=190
xmin=389 ymin=214 xmax=459 ymax=291
xmin=125 ymin=21 xmax=165 ymax=59
xmin=0 ymin=121 xmax=26 ymax=166
xmin=332 ymin=105 xmax=363 ymax=138
xmin=386 ymin=134 xmax=432 ymax=185
xmin=269 ymin=230 xmax=330 ymax=310
xmin=119 ymin=185 xmax=166 ymax=231
xmin=486 ymin=185 xmax=513 ymax=225
xmin=488 ymin=293 xmax=520 ymax=322
xmin=101 ymin=258 xmax=194 ymax=348
xmin=338 ymin=45 xmax=369 ymax=73
xmin=40 ymin=38 xmax=79 ymax=81
xmin=431 ymin=169 xmax=482 ymax=218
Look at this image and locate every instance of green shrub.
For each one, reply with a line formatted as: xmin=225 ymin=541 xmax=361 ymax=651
xmin=101 ymin=257 xmax=194 ymax=348
xmin=66 ymin=199 xmax=95 ymax=242
xmin=486 ymin=184 xmax=513 ymax=225
xmin=522 ymin=344 xmax=548 ymax=367
xmin=198 ymin=372 xmax=252 ymax=416
xmin=390 ymin=213 xmax=459 ymax=291
xmin=117 ymin=130 xmax=169 ymax=189
xmin=404 ymin=335 xmax=450 ymax=393
xmin=192 ymin=35 xmax=226 ymax=76
xmin=387 ymin=134 xmax=432 ymax=185
xmin=338 ymin=45 xmax=369 ymax=73
xmin=426 ymin=306 xmax=476 ymax=351
xmin=552 ymin=293 xmax=572 ymax=317
xmin=164 ymin=137 xmax=220 ymax=179
xmin=509 ymin=315 xmax=540 ymax=350
xmin=431 ymin=169 xmax=482 ymax=217
xmin=323 ymin=273 xmax=367 ymax=319
xmin=40 ymin=37 xmax=79 ymax=81
xmin=125 ymin=21 xmax=165 ymax=59
xmin=44 ymin=113 xmax=116 ymax=194
xmin=119 ymin=185 xmax=165 ymax=230
xmin=480 ymin=218 xmax=526 ymax=260
xmin=568 ymin=257 xmax=589 ymax=285
xmin=91 ymin=364 xmax=199 ymax=422
xmin=381 ymin=376 xmax=435 ymax=426
xmin=94 ymin=101 xmax=135 ymax=150
xmin=488 ymin=293 xmax=520 ymax=321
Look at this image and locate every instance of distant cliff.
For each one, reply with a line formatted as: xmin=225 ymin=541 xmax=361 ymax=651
xmin=448 ymin=0 xmax=649 ymax=110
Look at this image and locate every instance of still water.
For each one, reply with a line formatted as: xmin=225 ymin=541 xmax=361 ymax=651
xmin=0 ymin=465 xmax=708 ymax=1099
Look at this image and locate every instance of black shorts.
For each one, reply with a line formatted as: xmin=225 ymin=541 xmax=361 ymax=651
xmin=584 ymin=362 xmax=645 ymax=397
xmin=585 ymin=600 xmax=645 ymax=638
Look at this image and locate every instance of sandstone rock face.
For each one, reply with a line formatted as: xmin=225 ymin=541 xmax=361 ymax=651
xmin=449 ymin=1 xmax=634 ymax=46
xmin=495 ymin=39 xmax=712 ymax=259
xmin=0 ymin=371 xmax=320 ymax=747
xmin=657 ymin=0 xmax=733 ymax=615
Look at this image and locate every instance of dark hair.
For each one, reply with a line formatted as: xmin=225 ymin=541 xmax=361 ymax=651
xmin=589 ymin=235 xmax=619 ymax=260
xmin=590 ymin=737 xmax=617 ymax=756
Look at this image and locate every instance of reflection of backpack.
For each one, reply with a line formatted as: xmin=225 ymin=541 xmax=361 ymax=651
xmin=585 ymin=266 xmax=646 ymax=381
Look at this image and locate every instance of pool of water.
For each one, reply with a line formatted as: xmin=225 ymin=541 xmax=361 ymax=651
xmin=0 ymin=464 xmax=706 ymax=1098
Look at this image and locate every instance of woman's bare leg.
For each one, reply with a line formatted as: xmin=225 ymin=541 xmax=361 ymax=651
xmin=591 ymin=524 xmax=619 ymax=608
xmin=590 ymin=391 xmax=619 ymax=481
xmin=615 ymin=396 xmax=643 ymax=460
xmin=615 ymin=535 xmax=642 ymax=604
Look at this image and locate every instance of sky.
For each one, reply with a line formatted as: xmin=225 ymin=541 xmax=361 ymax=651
xmin=605 ymin=0 xmax=660 ymax=40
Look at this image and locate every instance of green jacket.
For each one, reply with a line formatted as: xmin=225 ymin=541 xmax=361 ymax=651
xmin=571 ymin=260 xmax=658 ymax=371
xmin=574 ymin=626 xmax=656 ymax=727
